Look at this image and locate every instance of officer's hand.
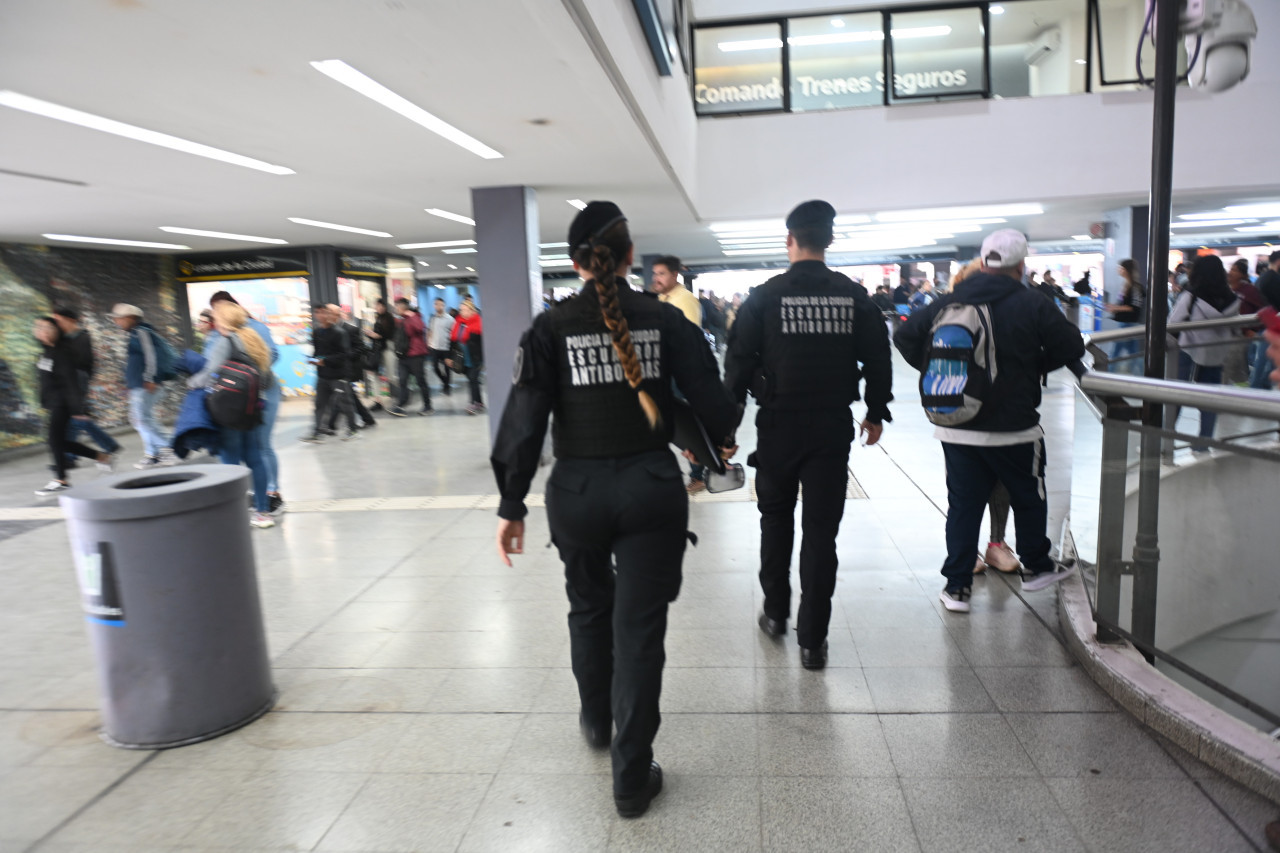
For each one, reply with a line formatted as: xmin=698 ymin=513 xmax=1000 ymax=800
xmin=720 ymin=444 xmax=738 ymax=461
xmin=860 ymin=420 xmax=883 ymax=446
xmin=497 ymin=519 xmax=525 ymax=567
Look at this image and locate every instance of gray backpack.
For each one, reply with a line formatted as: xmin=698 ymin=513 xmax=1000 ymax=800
xmin=919 ymin=302 xmax=998 ymax=426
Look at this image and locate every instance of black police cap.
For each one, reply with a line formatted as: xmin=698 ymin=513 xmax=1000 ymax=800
xmin=568 ymin=201 xmax=627 ymax=252
xmin=785 ymin=200 xmax=837 ymax=231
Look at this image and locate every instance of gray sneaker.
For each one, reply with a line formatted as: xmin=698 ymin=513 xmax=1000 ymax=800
xmin=1021 ymin=562 xmax=1077 ymax=592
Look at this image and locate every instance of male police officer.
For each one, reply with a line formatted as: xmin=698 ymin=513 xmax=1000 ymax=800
xmin=724 ymin=200 xmax=893 ymax=669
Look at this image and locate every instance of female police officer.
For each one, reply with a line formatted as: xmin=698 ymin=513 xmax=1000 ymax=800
xmin=491 ymin=201 xmax=739 ymax=818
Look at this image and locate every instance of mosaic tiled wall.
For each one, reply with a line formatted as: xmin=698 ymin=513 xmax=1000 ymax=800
xmin=0 ymin=244 xmax=183 ymax=451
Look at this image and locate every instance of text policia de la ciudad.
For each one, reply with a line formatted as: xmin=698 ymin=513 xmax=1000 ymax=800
xmin=695 ymin=69 xmax=969 ymax=106
xmin=565 ymin=329 xmax=663 ymax=387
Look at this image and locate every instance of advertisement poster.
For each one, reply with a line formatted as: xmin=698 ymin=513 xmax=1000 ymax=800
xmin=186 ymin=278 xmax=316 ymax=397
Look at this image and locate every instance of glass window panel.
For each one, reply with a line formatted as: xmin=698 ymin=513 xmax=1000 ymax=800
xmin=694 ymin=23 xmax=785 ymax=115
xmin=1094 ymin=0 xmax=1186 ymax=88
xmin=888 ymin=7 xmax=985 ymax=102
xmin=989 ymin=0 xmax=1087 ymax=98
xmin=787 ymin=12 xmax=885 ymax=112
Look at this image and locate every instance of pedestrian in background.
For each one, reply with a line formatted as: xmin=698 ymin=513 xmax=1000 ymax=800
xmin=449 ymin=302 xmax=485 ymax=414
xmin=33 ymin=317 xmax=114 ymax=496
xmin=109 ymin=303 xmax=176 ymax=469
xmin=51 ymin=306 xmax=120 ymax=471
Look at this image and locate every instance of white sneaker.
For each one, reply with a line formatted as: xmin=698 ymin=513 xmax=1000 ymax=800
xmin=158 ymin=448 xmax=178 ymax=466
xmin=939 ymin=587 xmax=972 ymax=613
xmin=96 ymin=453 xmax=116 ymax=473
xmin=1021 ymin=561 xmax=1077 ymax=592
xmin=341 ymin=430 xmax=362 ymax=441
xmin=134 ymin=455 xmax=161 ymax=469
xmin=35 ymin=480 xmax=70 ymax=497
xmin=249 ymin=512 xmax=276 ymax=529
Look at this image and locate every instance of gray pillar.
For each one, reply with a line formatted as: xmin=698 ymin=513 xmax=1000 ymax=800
xmin=641 ymin=253 xmax=660 ymax=293
xmin=472 ymin=185 xmax=542 ymax=443
xmin=1101 ymin=206 xmax=1149 ymax=301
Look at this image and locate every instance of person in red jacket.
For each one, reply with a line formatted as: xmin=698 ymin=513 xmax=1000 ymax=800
xmin=390 ymin=297 xmax=432 ymax=417
xmin=447 ymin=302 xmax=485 ymax=414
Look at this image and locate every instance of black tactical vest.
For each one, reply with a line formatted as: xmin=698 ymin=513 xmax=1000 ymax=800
xmin=543 ymin=284 xmax=679 ymax=459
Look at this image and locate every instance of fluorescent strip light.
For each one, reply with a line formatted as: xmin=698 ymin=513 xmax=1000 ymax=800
xmin=288 ymin=217 xmax=392 ymax=238
xmin=876 ymin=203 xmax=1043 ymax=222
xmin=310 ymin=60 xmax=502 ymax=160
xmin=396 ymin=239 xmax=476 ymax=249
xmin=418 ymin=261 xmax=430 ymax=266
xmin=834 ymin=214 xmax=872 ymax=225
xmin=540 ymin=242 xmax=570 ymax=248
xmin=1072 ymin=235 xmax=1092 ymax=240
xmin=0 ymin=91 xmax=295 ymax=176
xmin=567 ymin=199 xmax=588 ymax=210
xmin=43 ymin=233 xmax=190 ymax=250
xmin=442 ymin=247 xmax=477 ymax=254
xmin=1224 ymin=203 xmax=1280 ymax=218
xmin=718 ymin=38 xmax=784 ymax=52
xmin=990 ymin=5 xmax=1005 ymax=14
xmin=1171 ymin=219 xmax=1250 ymax=228
xmin=540 ymin=258 xmax=575 ymax=267
xmin=786 ymin=26 xmax=952 ymax=48
xmin=465 ymin=266 xmax=474 ymax=272
xmin=159 ymin=226 xmax=287 ymax=245
xmin=1235 ymin=222 xmax=1280 ymax=233
xmin=711 ymin=219 xmax=787 ymax=233
xmin=722 ymin=248 xmax=789 ymax=256
xmin=447 ymin=264 xmax=457 ymax=269
xmin=540 ymin=253 xmax=570 ymax=260
xmin=425 ymin=208 xmax=475 ymax=226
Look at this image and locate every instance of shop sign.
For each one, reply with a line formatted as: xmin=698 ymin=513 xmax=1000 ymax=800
xmin=339 ymin=254 xmax=388 ymax=278
xmin=177 ymin=250 xmax=309 ymax=282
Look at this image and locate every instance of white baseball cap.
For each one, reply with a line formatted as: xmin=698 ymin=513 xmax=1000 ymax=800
xmin=980 ymin=229 xmax=1028 ymax=269
xmin=108 ymin=303 xmax=143 ymax=319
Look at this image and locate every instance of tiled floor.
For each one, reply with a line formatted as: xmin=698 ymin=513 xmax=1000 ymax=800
xmin=0 ymin=365 xmax=1275 ymax=852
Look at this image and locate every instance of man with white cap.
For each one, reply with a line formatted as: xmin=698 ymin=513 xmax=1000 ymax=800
xmin=894 ymin=229 xmax=1085 ymax=613
xmin=109 ymin=303 xmax=176 ymax=468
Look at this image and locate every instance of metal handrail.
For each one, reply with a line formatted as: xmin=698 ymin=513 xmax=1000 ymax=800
xmin=1086 ymin=313 xmax=1258 ymax=345
xmin=1079 ymin=372 xmax=1280 ymax=420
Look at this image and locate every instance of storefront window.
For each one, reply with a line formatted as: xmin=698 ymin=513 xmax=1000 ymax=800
xmin=989 ymin=0 xmax=1087 ymax=97
xmin=1092 ymin=0 xmax=1185 ymax=88
xmin=787 ymin=13 xmax=884 ymax=112
xmin=694 ymin=23 xmax=785 ymax=115
xmin=888 ymin=7 xmax=986 ymax=102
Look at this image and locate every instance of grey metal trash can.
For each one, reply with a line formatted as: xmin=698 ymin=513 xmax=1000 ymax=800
xmin=59 ymin=464 xmax=275 ymax=749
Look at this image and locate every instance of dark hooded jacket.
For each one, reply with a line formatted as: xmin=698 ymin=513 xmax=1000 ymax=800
xmin=894 ymin=271 xmax=1085 ymax=433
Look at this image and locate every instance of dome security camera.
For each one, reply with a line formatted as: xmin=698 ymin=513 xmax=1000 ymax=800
xmin=1182 ymin=0 xmax=1257 ymax=92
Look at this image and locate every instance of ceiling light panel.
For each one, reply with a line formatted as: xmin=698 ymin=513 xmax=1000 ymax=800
xmin=1170 ymin=220 xmax=1250 ymax=228
xmin=876 ymin=203 xmax=1043 ymax=222
xmin=43 ymin=233 xmax=190 ymax=249
xmin=441 ymin=247 xmax=477 ymax=254
xmin=310 ymin=60 xmax=502 ymax=160
xmin=1224 ymin=203 xmax=1280 ymax=218
xmin=160 ymin=226 xmax=287 ymax=244
xmin=396 ymin=239 xmax=476 ymax=249
xmin=425 ymin=208 xmax=476 ymax=226
xmin=539 ymin=242 xmax=570 ymax=248
xmin=288 ymin=217 xmax=392 ymax=237
xmin=567 ymin=199 xmax=588 ymax=210
xmin=0 ymin=90 xmax=295 ymax=175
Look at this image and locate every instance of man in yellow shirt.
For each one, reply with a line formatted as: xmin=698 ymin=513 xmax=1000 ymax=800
xmin=652 ymin=256 xmax=702 ymax=328
xmin=651 ymin=255 xmax=710 ymax=492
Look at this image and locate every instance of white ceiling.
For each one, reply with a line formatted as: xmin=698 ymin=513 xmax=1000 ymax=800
xmin=0 ymin=0 xmax=713 ymax=268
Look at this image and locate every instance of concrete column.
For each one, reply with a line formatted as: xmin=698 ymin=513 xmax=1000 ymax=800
xmin=640 ymin=253 xmax=660 ymax=293
xmin=472 ymin=185 xmax=542 ymax=442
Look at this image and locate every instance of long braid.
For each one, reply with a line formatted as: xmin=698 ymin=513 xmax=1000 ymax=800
xmin=588 ymin=243 xmax=661 ymax=430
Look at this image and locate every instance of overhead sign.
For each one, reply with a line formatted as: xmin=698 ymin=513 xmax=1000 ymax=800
xmin=177 ymin=250 xmax=309 ymax=282
xmin=339 ymin=253 xmax=388 ymax=279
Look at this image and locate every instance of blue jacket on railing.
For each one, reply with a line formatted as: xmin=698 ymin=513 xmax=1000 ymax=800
xmin=171 ymin=350 xmax=221 ymax=459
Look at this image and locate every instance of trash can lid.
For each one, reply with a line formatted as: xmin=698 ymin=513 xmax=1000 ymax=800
xmin=59 ymin=464 xmax=252 ymax=521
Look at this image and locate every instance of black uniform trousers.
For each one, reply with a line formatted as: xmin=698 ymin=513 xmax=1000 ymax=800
xmin=754 ymin=407 xmax=855 ymax=651
xmin=314 ymin=378 xmax=354 ymax=434
xmin=940 ymin=439 xmax=1053 ymax=590
xmin=545 ymin=450 xmax=688 ymax=797
xmin=397 ymin=355 xmax=432 ymax=410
